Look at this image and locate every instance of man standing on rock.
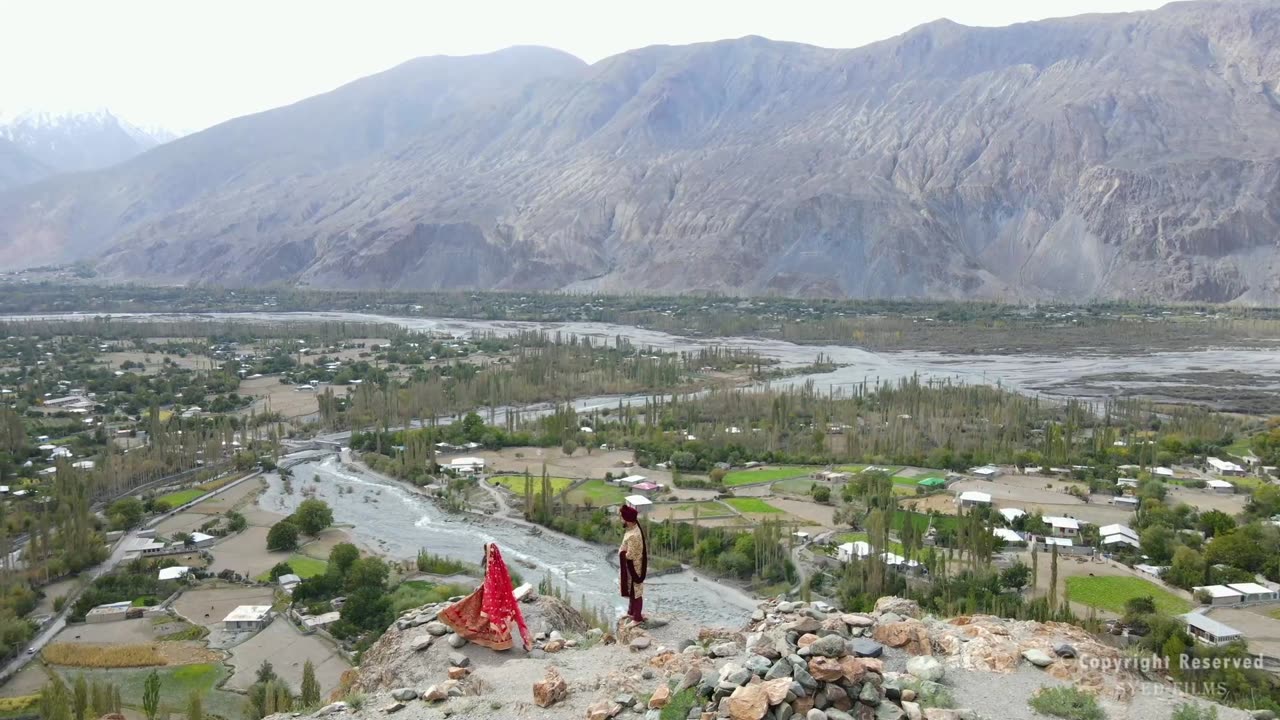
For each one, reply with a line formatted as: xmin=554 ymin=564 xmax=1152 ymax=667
xmin=619 ymin=504 xmax=648 ymax=623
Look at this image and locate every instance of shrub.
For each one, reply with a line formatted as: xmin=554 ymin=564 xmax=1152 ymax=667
xmin=1171 ymin=703 xmax=1218 ymax=720
xmin=1028 ymin=687 xmax=1106 ymax=720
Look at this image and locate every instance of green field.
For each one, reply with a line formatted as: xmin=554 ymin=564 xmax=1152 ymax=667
xmin=156 ymin=488 xmax=207 ymax=507
xmin=55 ymin=664 xmax=241 ymax=719
xmin=1065 ymin=576 xmax=1191 ymax=616
xmin=565 ymin=479 xmax=629 ymax=506
xmin=835 ymin=465 xmax=867 ymax=474
xmin=256 ymin=554 xmax=327 ymax=581
xmin=723 ymin=467 xmax=811 ymax=487
xmin=490 ymin=475 xmax=576 ymax=497
xmin=893 ymin=510 xmax=959 ymax=533
xmin=724 ymin=497 xmax=783 ymax=514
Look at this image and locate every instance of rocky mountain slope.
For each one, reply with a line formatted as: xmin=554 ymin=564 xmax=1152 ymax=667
xmin=0 ymin=109 xmax=172 ymax=189
xmin=2 ymin=0 xmax=1280 ymax=302
xmin=276 ymin=594 xmax=1246 ymax=720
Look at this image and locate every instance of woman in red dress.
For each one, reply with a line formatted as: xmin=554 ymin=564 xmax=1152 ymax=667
xmin=437 ymin=543 xmax=532 ymax=651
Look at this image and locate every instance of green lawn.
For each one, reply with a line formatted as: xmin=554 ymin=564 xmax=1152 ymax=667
xmin=1224 ymin=436 xmax=1254 ymax=457
xmin=54 ymin=664 xmax=241 ymax=719
xmin=156 ymin=488 xmax=206 ymax=507
xmin=490 ymin=475 xmax=576 ymax=497
xmin=565 ymin=479 xmax=629 ymax=506
xmin=724 ymin=497 xmax=783 ymax=514
xmin=1065 ymin=576 xmax=1191 ymax=616
xmin=723 ymin=466 xmax=811 ymax=487
xmin=255 ymin=554 xmax=328 ymax=582
xmin=836 ymin=465 xmax=866 ymax=474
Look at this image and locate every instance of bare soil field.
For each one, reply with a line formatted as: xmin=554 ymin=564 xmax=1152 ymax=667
xmin=96 ymin=350 xmax=205 ymax=374
xmin=51 ymin=617 xmax=157 ymax=644
xmin=1208 ymin=607 xmax=1280 ymax=658
xmin=943 ymin=478 xmax=1138 ymax=527
xmin=172 ymin=586 xmax=276 ymax=629
xmin=224 ymin=620 xmax=350 ymax=695
xmin=477 ymin=447 xmax=672 ymax=484
xmin=766 ymin=498 xmax=838 ymax=528
xmin=236 ymin=375 xmax=324 ymax=420
xmin=207 ymin=526 xmax=280 ymax=578
xmin=1167 ymin=487 xmax=1249 ymax=515
xmin=296 ymin=527 xmax=357 ymax=561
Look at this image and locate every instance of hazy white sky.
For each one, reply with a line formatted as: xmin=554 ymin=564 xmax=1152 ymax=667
xmin=3 ymin=0 xmax=1167 ymax=132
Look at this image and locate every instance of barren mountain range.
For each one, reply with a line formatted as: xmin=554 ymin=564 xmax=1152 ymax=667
xmin=1 ymin=0 xmax=1278 ymax=302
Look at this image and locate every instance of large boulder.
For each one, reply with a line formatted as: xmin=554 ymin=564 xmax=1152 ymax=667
xmin=905 ymin=656 xmax=945 ymax=683
xmin=533 ymin=668 xmax=568 ymax=708
xmin=873 ymin=597 xmax=922 ymax=619
xmin=727 ymin=684 xmax=769 ymax=720
xmin=871 ymin=621 xmax=931 ymax=655
xmin=761 ymin=678 xmax=792 ymax=705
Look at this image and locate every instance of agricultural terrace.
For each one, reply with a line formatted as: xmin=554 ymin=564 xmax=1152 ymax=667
xmin=723 ymin=497 xmax=783 ymax=514
xmin=1065 ymin=576 xmax=1191 ymax=616
xmin=255 ymin=554 xmax=327 ymax=582
xmin=54 ymin=664 xmax=243 ymax=720
xmin=722 ymin=466 xmax=811 ymax=487
xmin=488 ymin=475 xmax=575 ymax=497
xmin=156 ymin=488 xmax=206 ymax=507
xmin=565 ymin=479 xmax=629 ymax=506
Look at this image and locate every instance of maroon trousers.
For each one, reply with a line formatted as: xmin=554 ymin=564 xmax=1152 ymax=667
xmin=628 ymin=597 xmax=644 ymax=622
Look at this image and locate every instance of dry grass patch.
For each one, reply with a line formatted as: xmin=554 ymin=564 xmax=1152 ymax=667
xmin=43 ymin=642 xmax=220 ymax=668
xmin=44 ymin=643 xmax=165 ymax=668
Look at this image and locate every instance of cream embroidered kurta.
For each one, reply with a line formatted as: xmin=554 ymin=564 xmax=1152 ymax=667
xmin=620 ymin=526 xmax=645 ymax=598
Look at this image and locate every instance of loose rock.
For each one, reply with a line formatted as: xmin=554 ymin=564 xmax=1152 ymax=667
xmin=905 ymin=656 xmax=945 ymax=683
xmin=533 ymin=668 xmax=569 ymax=708
xmin=1021 ymin=649 xmax=1054 ymax=668
xmin=649 ymin=684 xmax=671 ymax=709
xmin=423 ymin=621 xmax=449 ymax=636
xmin=390 ymin=688 xmax=417 ymax=702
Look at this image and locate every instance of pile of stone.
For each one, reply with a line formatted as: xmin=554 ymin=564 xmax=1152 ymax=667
xmin=586 ymin=596 xmax=987 ymax=720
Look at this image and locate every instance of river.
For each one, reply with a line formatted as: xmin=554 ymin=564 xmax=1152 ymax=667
xmin=261 ymin=452 xmax=759 ymax=630
xmin=23 ymin=309 xmax=1280 ymax=626
xmin=19 ymin=310 xmax=1280 ymax=402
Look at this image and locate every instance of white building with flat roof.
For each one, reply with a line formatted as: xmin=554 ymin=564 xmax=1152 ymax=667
xmin=957 ymin=491 xmax=991 ymax=507
xmin=1226 ymin=583 xmax=1279 ymax=604
xmin=1044 ymin=516 xmax=1081 ymax=537
xmin=158 ymin=566 xmax=190 ymax=581
xmin=1207 ymin=457 xmax=1246 ymax=476
xmin=446 ymin=457 xmax=485 ymax=474
xmin=624 ymin=495 xmax=653 ymax=512
xmin=1194 ymin=585 xmax=1245 ymax=606
xmin=224 ymin=605 xmax=273 ymax=631
xmin=1205 ymin=479 xmax=1235 ymax=494
xmin=998 ymin=508 xmax=1026 ymax=524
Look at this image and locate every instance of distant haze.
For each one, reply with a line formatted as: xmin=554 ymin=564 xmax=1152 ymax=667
xmin=4 ymin=0 xmax=1166 ymax=132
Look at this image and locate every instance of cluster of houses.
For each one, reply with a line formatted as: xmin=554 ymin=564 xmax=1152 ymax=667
xmin=609 ymin=474 xmax=666 ymax=497
xmin=126 ymin=530 xmax=217 ymax=558
xmin=835 ymin=540 xmax=922 ymax=572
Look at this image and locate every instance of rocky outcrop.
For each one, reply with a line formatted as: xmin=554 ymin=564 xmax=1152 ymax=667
xmin=3 ymin=1 xmax=1280 ymax=302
